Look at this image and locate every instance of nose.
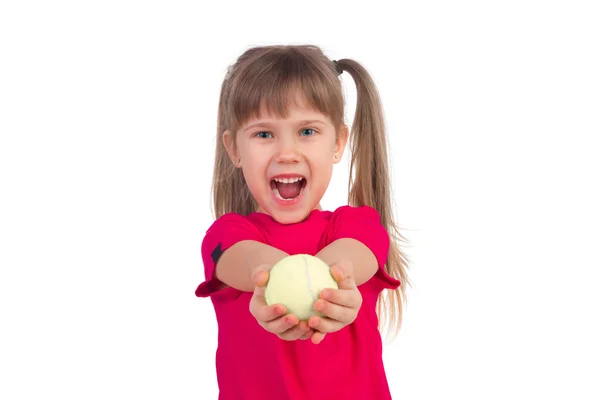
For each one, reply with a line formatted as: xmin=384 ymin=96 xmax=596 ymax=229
xmin=275 ymin=135 xmax=301 ymax=164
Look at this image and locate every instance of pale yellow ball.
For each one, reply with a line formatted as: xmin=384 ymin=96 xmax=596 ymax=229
xmin=265 ymin=254 xmax=338 ymax=321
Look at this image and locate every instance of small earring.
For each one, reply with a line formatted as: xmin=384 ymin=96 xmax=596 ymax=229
xmin=334 ymin=154 xmax=339 ymax=160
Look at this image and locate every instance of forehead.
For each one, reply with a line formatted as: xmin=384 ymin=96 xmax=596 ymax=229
xmin=246 ymin=92 xmax=332 ymax=126
xmin=251 ymin=107 xmax=330 ymax=125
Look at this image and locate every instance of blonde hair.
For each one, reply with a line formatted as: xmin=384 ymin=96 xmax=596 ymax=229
xmin=211 ymin=44 xmax=410 ymax=339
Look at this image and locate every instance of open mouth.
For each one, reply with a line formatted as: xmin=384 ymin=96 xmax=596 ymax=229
xmin=270 ymin=177 xmax=307 ymax=201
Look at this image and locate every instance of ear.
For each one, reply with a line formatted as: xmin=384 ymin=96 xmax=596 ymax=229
xmin=222 ymin=130 xmax=241 ymax=167
xmin=333 ymin=124 xmax=349 ymax=164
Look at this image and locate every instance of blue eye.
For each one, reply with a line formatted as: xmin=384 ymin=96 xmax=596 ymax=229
xmin=256 ymin=131 xmax=273 ymax=139
xmin=301 ymin=128 xmax=315 ymax=137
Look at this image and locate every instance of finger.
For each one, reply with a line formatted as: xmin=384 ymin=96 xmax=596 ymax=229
xmin=311 ymin=331 xmax=327 ymax=345
xmin=249 ymin=284 xmax=267 ymax=318
xmin=248 ymin=264 xmax=274 ymax=316
xmin=249 ymin=269 xmax=276 ymax=320
xmin=278 ymin=320 xmax=312 ymax=341
xmin=320 ymin=287 xmax=362 ymax=309
xmin=330 ymin=261 xmax=357 ymax=290
xmin=299 ymin=328 xmax=315 ymax=340
xmin=251 ymin=265 xmax=270 ymax=287
xmin=314 ymin=298 xmax=359 ymax=325
xmin=253 ymin=303 xmax=287 ymax=323
xmin=263 ymin=313 xmax=300 ymax=335
xmin=308 ymin=314 xmax=345 ymax=333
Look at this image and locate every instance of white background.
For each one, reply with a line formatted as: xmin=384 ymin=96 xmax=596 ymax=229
xmin=1 ymin=0 xmax=599 ymax=399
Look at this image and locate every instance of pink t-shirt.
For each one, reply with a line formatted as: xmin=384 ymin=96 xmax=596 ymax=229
xmin=195 ymin=205 xmax=400 ymax=400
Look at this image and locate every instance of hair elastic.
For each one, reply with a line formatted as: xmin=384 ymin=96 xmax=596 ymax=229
xmin=333 ymin=60 xmax=343 ymax=75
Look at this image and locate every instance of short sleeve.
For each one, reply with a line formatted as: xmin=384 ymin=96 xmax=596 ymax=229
xmin=195 ymin=213 xmax=267 ymax=298
xmin=326 ymin=205 xmax=400 ymax=290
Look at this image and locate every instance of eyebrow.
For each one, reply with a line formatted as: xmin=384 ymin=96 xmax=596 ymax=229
xmin=243 ymin=119 xmax=327 ymax=132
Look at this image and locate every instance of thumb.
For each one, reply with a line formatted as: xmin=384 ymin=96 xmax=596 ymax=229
xmin=251 ymin=264 xmax=271 ymax=287
xmin=330 ymin=260 xmax=356 ymax=290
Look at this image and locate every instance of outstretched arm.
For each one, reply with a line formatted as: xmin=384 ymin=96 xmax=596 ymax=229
xmin=215 ymin=240 xmax=289 ymax=292
xmin=315 ymin=238 xmax=379 ymax=285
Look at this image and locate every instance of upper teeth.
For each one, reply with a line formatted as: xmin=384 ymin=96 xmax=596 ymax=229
xmin=273 ymin=177 xmax=303 ymax=184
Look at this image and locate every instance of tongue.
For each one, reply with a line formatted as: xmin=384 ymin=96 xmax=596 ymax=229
xmin=275 ymin=181 xmax=302 ymax=199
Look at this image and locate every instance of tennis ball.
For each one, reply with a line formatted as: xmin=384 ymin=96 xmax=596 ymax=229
xmin=265 ymin=254 xmax=338 ymax=321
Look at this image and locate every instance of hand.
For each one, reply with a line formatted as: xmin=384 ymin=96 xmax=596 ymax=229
xmin=308 ymin=260 xmax=362 ymax=345
xmin=249 ymin=265 xmax=315 ymax=341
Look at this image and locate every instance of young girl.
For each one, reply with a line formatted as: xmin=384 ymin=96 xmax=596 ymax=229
xmin=195 ymin=44 xmax=409 ymax=400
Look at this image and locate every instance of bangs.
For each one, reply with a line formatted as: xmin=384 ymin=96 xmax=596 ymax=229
xmin=226 ymin=53 xmax=342 ymax=133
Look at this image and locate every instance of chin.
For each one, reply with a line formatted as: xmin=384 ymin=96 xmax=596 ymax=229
xmin=273 ymin=211 xmax=310 ymax=225
xmin=259 ymin=196 xmax=316 ymax=225
xmin=267 ymin=208 xmax=310 ymax=225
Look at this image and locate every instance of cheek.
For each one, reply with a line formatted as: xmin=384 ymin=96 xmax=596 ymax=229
xmin=312 ymin=158 xmax=334 ymax=182
xmin=241 ymin=168 xmax=265 ymax=199
xmin=241 ymin=143 xmax=270 ymax=164
xmin=240 ymin=146 xmax=266 ymax=169
xmin=240 ymin=155 xmax=268 ymax=189
xmin=317 ymin=148 xmax=335 ymax=166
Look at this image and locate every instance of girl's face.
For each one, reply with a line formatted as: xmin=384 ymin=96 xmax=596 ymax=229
xmin=224 ymin=96 xmax=348 ymax=224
